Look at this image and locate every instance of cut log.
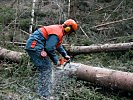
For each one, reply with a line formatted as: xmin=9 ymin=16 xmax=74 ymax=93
xmin=64 ymin=63 xmax=133 ymax=92
xmin=65 ymin=42 xmax=133 ymax=54
xmin=0 ymin=47 xmax=25 ymax=62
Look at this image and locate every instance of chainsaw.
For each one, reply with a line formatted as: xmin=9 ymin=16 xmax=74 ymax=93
xmin=56 ymin=58 xmax=71 ymax=70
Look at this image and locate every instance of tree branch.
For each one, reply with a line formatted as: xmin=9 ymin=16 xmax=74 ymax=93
xmin=91 ymin=16 xmax=133 ymax=29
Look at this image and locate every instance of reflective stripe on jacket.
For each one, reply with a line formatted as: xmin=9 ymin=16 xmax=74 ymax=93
xmin=40 ymin=25 xmax=64 ymax=48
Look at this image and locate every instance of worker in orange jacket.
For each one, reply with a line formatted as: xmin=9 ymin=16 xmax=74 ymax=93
xmin=25 ymin=19 xmax=78 ymax=99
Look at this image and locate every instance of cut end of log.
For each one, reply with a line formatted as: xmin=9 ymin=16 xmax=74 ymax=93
xmin=0 ymin=47 xmax=25 ymax=62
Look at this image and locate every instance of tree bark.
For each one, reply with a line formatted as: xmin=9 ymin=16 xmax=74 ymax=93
xmin=65 ymin=42 xmax=133 ymax=54
xmin=64 ymin=63 xmax=133 ymax=92
xmin=0 ymin=47 xmax=25 ymax=62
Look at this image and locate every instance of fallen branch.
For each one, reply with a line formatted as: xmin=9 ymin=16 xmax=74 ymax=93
xmin=91 ymin=16 xmax=133 ymax=29
xmin=20 ymin=29 xmax=29 ymax=35
xmin=5 ymin=41 xmax=26 ymax=46
xmin=79 ymin=26 xmax=89 ymax=38
xmin=105 ymin=0 xmax=124 ymax=21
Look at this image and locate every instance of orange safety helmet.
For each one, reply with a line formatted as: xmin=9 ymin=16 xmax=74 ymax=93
xmin=64 ymin=19 xmax=78 ymax=31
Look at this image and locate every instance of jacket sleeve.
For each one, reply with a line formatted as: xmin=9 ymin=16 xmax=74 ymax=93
xmin=56 ymin=44 xmax=67 ymax=57
xmin=45 ymin=35 xmax=59 ymax=65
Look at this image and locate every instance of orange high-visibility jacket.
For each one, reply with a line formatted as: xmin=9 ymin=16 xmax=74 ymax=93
xmin=40 ymin=25 xmax=64 ymax=48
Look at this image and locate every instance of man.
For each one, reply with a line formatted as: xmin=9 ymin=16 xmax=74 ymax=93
xmin=25 ymin=19 xmax=78 ymax=99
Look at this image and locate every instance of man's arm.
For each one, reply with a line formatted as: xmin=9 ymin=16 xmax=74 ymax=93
xmin=45 ymin=35 xmax=59 ymax=65
xmin=57 ymin=45 xmax=70 ymax=60
xmin=56 ymin=45 xmax=67 ymax=57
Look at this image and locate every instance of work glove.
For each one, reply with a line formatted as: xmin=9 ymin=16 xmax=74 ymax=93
xmin=64 ymin=55 xmax=70 ymax=60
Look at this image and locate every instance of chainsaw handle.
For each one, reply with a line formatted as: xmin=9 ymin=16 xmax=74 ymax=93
xmin=59 ymin=58 xmax=68 ymax=65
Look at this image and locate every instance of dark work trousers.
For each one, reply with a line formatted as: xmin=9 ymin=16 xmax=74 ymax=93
xmin=26 ymin=50 xmax=52 ymax=98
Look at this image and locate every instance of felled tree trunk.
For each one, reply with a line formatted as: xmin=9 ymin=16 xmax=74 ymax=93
xmin=65 ymin=42 xmax=133 ymax=54
xmin=64 ymin=63 xmax=133 ymax=91
xmin=4 ymin=42 xmax=133 ymax=54
xmin=0 ymin=47 xmax=25 ymax=62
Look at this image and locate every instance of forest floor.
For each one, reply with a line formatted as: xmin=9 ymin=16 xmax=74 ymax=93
xmin=0 ymin=51 xmax=133 ymax=100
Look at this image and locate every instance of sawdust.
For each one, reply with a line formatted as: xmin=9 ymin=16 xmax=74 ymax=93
xmin=51 ymin=63 xmax=80 ymax=98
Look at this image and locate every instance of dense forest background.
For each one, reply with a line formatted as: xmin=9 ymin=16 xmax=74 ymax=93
xmin=0 ymin=0 xmax=133 ymax=99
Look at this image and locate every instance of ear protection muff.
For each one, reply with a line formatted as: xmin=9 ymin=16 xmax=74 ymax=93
xmin=65 ymin=26 xmax=71 ymax=32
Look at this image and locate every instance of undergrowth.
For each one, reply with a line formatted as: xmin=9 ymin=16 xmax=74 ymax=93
xmin=0 ymin=49 xmax=133 ymax=100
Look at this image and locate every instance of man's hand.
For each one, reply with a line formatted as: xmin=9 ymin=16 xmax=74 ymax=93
xmin=64 ymin=55 xmax=70 ymax=60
